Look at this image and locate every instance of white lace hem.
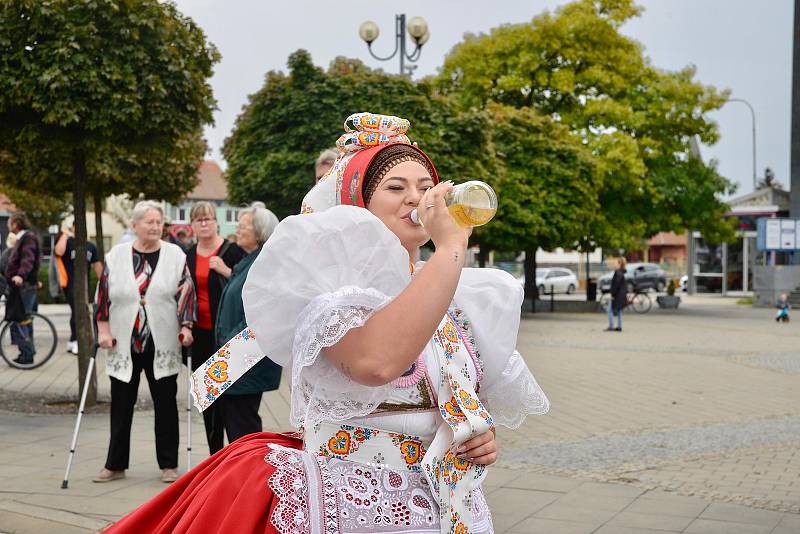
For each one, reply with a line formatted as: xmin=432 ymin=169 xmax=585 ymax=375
xmin=484 ymin=350 xmax=550 ymax=429
xmin=291 ymin=285 xmax=394 ymax=429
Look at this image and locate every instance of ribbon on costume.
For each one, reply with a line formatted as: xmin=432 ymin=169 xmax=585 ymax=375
xmin=189 ymin=327 xmax=264 ymax=412
xmin=422 ymin=312 xmax=494 ymax=534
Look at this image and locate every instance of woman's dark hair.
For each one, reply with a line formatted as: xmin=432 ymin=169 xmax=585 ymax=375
xmin=8 ymin=212 xmax=31 ymax=230
xmin=362 ymin=144 xmax=435 ymax=206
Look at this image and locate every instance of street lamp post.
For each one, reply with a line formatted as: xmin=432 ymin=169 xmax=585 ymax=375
xmin=359 ymin=15 xmax=429 ymax=76
xmin=727 ymin=98 xmax=757 ymax=192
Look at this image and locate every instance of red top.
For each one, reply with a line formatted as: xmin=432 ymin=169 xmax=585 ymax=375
xmin=195 ymin=246 xmax=219 ymax=330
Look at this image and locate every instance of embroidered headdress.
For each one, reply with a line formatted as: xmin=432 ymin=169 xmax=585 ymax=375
xmin=301 ymin=112 xmax=438 ymax=213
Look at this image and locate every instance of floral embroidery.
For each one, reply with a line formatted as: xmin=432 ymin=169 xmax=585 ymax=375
xmin=318 ymin=425 xmax=379 ymax=459
xmin=458 ymin=390 xmax=479 ymax=411
xmin=349 ymin=170 xmax=360 ymax=205
xmin=449 ymin=308 xmax=483 ymax=382
xmin=442 ymin=321 xmax=459 ymax=344
xmin=190 ymin=327 xmax=261 ymax=411
xmin=206 ymin=360 xmax=228 ymax=383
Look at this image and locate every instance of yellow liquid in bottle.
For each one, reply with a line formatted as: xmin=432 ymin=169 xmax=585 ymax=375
xmin=447 ymin=204 xmax=497 ymax=227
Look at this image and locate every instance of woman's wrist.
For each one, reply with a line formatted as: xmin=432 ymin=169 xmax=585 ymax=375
xmin=435 ymin=243 xmax=468 ymax=265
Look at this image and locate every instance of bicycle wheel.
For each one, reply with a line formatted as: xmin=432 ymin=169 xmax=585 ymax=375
xmin=598 ymin=292 xmax=611 ymax=312
xmin=0 ymin=313 xmax=58 ymax=370
xmin=631 ymin=293 xmax=652 ymax=314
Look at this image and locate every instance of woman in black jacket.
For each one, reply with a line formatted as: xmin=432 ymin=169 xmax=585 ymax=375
xmin=607 ymin=257 xmax=627 ymax=332
xmin=185 ymin=201 xmax=245 ymax=454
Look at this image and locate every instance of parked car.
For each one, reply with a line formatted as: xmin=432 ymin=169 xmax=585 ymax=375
xmin=598 ymin=262 xmax=667 ymax=294
xmin=517 ymin=268 xmax=579 ymax=295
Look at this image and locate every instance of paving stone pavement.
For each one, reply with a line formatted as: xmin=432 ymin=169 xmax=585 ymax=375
xmin=0 ymin=297 xmax=797 ymax=533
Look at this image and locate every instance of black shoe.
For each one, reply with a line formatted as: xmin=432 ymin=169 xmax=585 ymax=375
xmin=615 ymin=327 xmax=622 ymax=332
xmin=604 ymin=327 xmax=615 ymax=331
xmin=13 ymin=357 xmax=33 ymax=365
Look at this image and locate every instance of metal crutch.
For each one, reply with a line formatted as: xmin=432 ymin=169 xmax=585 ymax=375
xmin=185 ymin=345 xmax=193 ymax=470
xmin=61 ymin=324 xmax=103 ymax=489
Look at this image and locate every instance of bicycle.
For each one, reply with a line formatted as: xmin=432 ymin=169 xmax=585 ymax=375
xmin=0 ymin=294 xmax=58 ymax=370
xmin=598 ymin=290 xmax=653 ymax=314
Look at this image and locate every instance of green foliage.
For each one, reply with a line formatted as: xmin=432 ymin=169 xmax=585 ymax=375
xmin=224 ymin=50 xmax=496 ymax=220
xmin=0 ymin=0 xmax=218 ymax=202
xmin=666 ymin=279 xmax=676 ymax=296
xmin=0 ymin=0 xmax=218 ymax=402
xmin=2 ymin=186 xmax=70 ymax=229
xmin=435 ymin=0 xmax=735 ymax=249
xmin=480 ymin=105 xmax=598 ymax=252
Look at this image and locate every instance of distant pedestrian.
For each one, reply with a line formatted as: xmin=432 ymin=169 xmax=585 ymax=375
xmin=606 ymin=257 xmax=627 ymax=332
xmin=315 ymin=148 xmax=338 ymax=183
xmin=775 ymin=293 xmax=790 ymax=323
xmin=0 ymin=232 xmax=17 ymax=289
xmin=54 ymin=219 xmax=104 ymax=355
xmin=215 ymin=202 xmax=281 ymax=443
xmin=94 ymin=200 xmax=196 ymax=484
xmin=185 ymin=201 xmax=245 ymax=455
xmin=4 ymin=213 xmax=41 ymax=364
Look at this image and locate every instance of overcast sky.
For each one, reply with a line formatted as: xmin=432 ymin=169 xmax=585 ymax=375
xmin=172 ymin=0 xmax=793 ymax=196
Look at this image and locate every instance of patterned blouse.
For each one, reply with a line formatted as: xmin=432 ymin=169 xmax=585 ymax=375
xmin=96 ymin=248 xmax=196 ymax=354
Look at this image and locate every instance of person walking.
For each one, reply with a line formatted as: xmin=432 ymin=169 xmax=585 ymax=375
xmin=606 ymin=257 xmax=627 ymax=332
xmin=185 ymin=201 xmax=245 ymax=455
xmin=214 ymin=202 xmax=281 ymax=443
xmin=93 ymin=201 xmax=196 ymax=484
xmin=54 ymin=219 xmax=103 ymax=355
xmin=4 ymin=213 xmax=41 ymax=364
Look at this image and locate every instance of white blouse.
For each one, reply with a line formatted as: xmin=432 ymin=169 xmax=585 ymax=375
xmin=242 ymin=205 xmax=549 ymax=435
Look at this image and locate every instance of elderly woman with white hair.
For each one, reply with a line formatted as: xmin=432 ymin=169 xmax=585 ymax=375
xmin=213 ymin=202 xmax=282 ymax=442
xmin=94 ymin=200 xmax=196 ymax=484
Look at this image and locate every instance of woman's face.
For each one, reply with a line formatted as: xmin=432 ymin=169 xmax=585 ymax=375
xmin=132 ymin=209 xmax=163 ymax=245
xmin=366 ymin=160 xmax=433 ymax=253
xmin=236 ymin=212 xmax=259 ymax=252
xmin=191 ymin=210 xmax=218 ymax=240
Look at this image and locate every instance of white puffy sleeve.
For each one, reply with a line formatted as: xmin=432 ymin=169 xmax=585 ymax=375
xmin=453 ymin=268 xmax=550 ymax=429
xmin=243 ymin=205 xmax=411 ymax=429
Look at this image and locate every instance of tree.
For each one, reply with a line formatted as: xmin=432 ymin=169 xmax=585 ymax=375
xmin=0 ymin=0 xmax=218 ymax=404
xmin=436 ymin=0 xmax=736 ymax=250
xmin=482 ymin=105 xmax=598 ymax=305
xmin=1 ymin=185 xmax=70 ymax=230
xmin=224 ymin=50 xmax=496 ymax=219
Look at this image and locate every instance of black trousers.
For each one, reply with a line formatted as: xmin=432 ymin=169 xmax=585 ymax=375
xmin=222 ymin=393 xmax=263 ymax=443
xmin=105 ymin=344 xmax=178 ymax=470
xmin=189 ymin=327 xmax=225 ymax=455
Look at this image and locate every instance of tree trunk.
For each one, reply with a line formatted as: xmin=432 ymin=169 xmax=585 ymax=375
xmin=93 ymin=190 xmax=105 ymax=262
xmin=73 ymin=150 xmax=97 ymax=406
xmin=586 ymin=250 xmax=591 ymax=302
xmin=477 ymin=243 xmax=488 ymax=268
xmin=524 ymin=247 xmax=538 ymax=313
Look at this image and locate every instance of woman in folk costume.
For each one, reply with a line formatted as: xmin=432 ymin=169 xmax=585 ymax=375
xmin=105 ymin=113 xmax=549 ymax=534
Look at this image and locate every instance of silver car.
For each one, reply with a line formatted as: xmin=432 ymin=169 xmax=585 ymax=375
xmin=518 ymin=268 xmax=579 ymax=295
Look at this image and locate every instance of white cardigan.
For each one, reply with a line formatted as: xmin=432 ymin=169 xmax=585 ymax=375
xmin=104 ymin=241 xmax=186 ymax=383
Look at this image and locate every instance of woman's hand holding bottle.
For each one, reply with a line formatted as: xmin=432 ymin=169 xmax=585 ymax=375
xmin=417 ymin=181 xmax=471 ymax=252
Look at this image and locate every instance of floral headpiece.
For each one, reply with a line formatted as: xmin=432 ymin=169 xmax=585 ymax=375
xmin=301 ymin=112 xmax=438 ymax=214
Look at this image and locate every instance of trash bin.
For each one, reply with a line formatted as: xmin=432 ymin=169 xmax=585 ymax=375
xmin=586 ymin=279 xmax=597 ymax=302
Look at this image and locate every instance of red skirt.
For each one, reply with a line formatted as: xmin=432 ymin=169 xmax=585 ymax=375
xmin=104 ymin=432 xmax=303 ymax=534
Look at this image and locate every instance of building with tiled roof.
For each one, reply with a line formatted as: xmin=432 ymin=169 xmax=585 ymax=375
xmin=165 ymin=160 xmax=240 ymax=239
